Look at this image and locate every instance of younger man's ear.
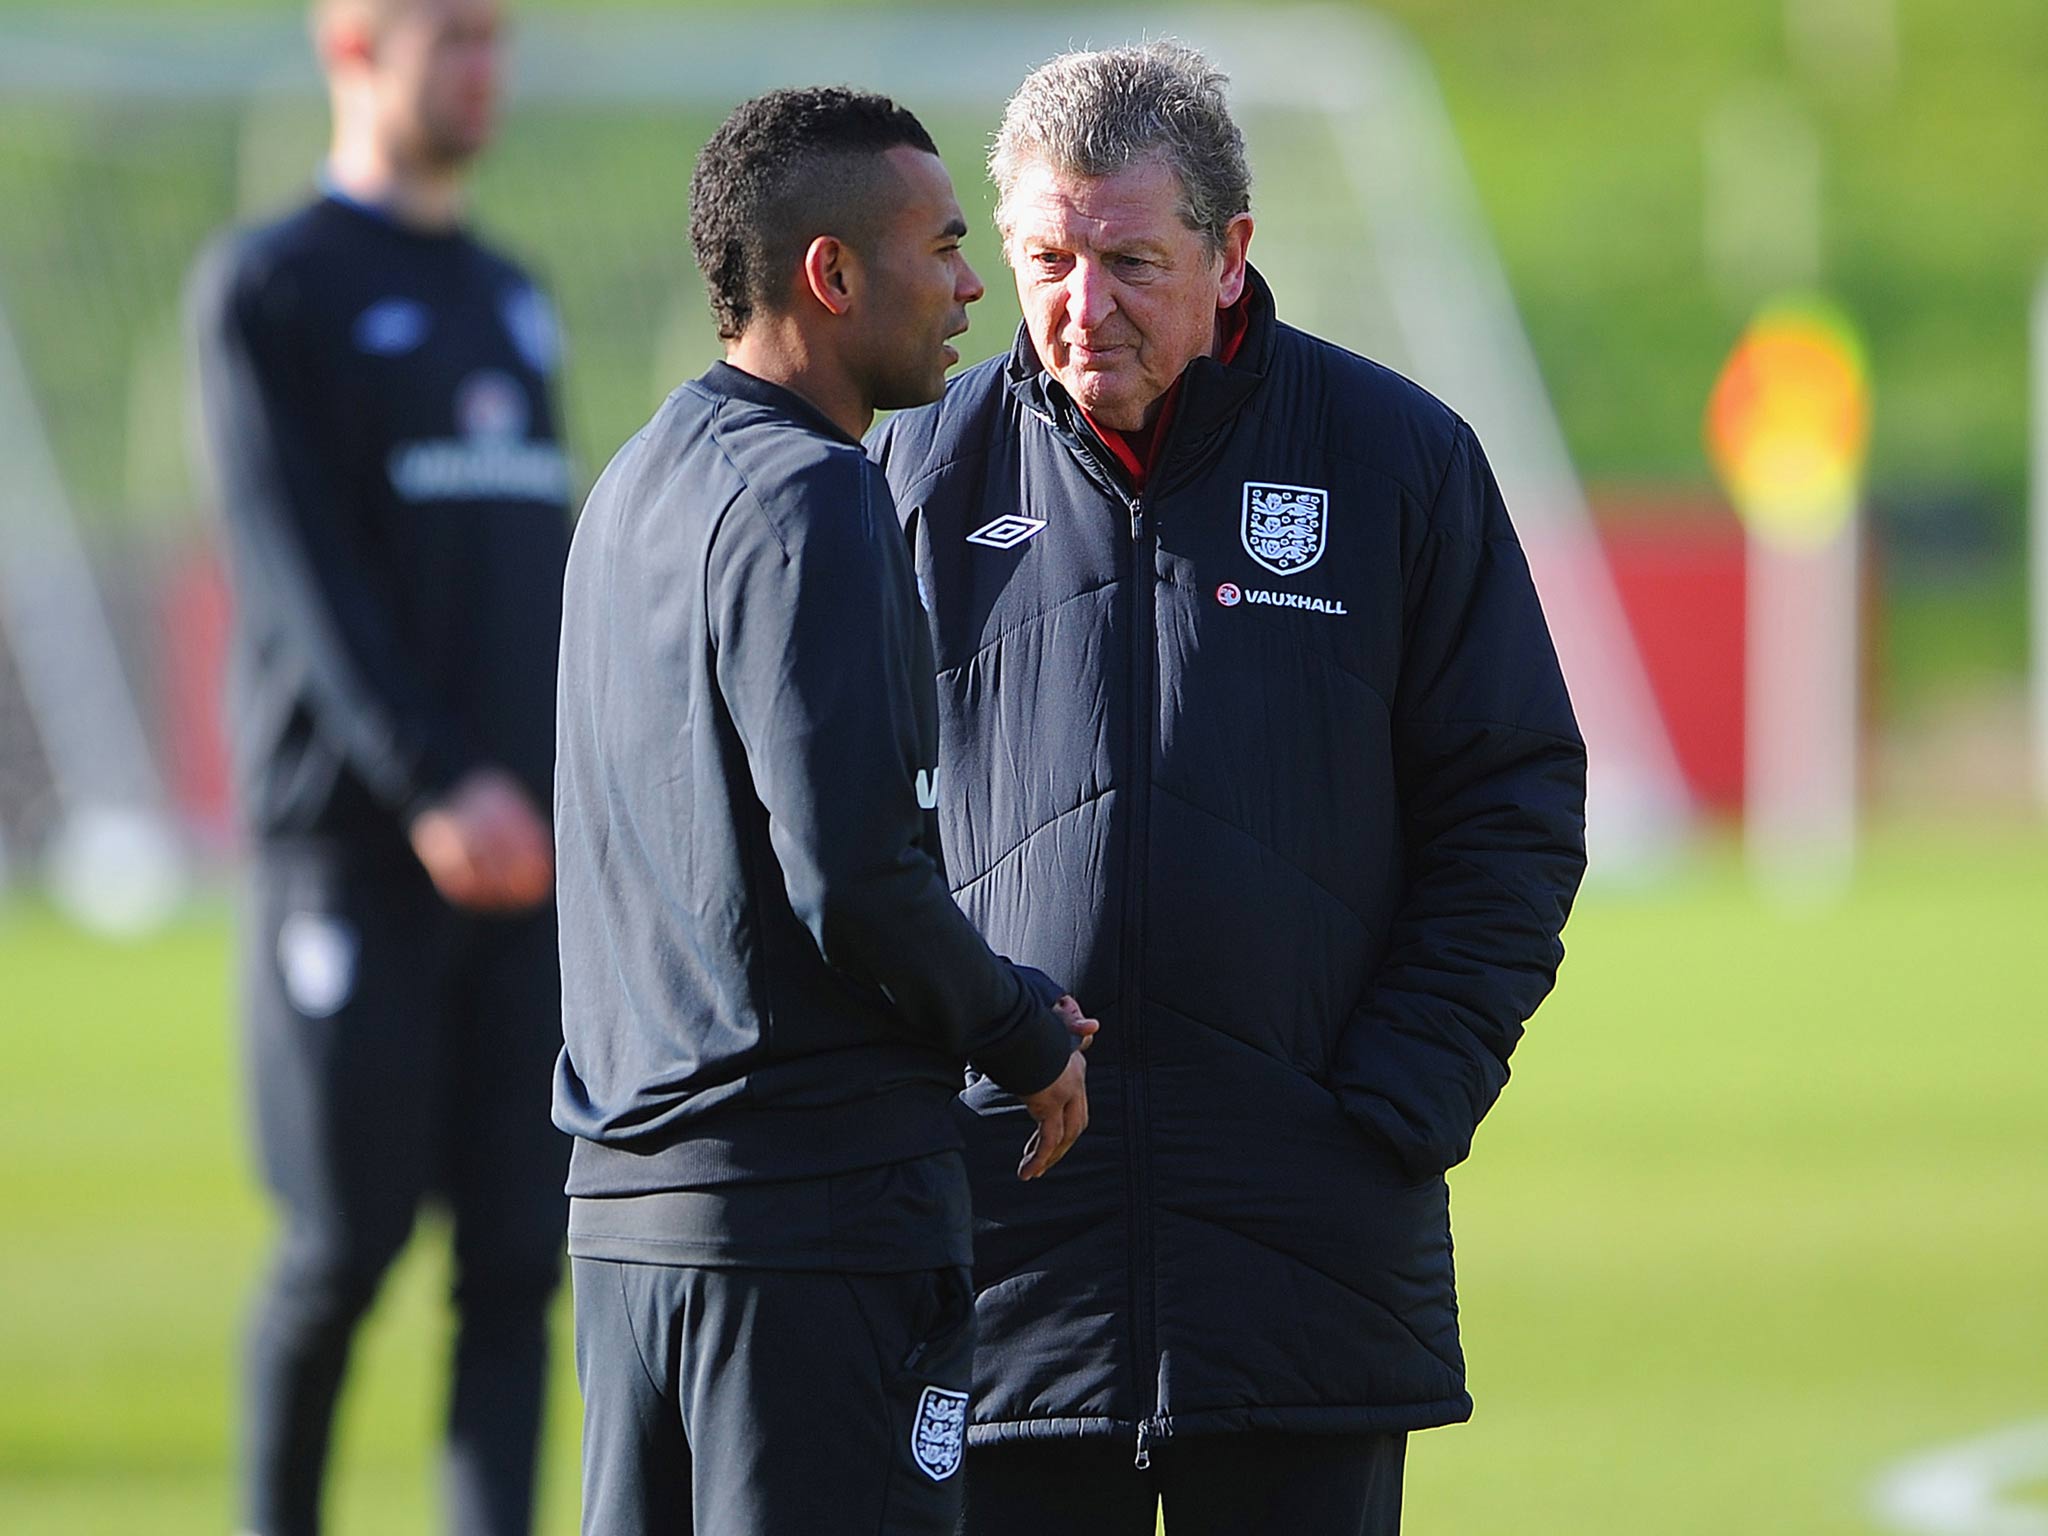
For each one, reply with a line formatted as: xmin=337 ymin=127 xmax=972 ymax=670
xmin=801 ymin=236 xmax=858 ymax=317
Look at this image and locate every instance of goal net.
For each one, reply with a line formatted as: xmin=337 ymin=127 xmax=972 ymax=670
xmin=0 ymin=6 xmax=1688 ymax=930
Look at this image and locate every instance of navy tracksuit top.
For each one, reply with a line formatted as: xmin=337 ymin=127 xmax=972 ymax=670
xmin=551 ymin=364 xmax=1072 ymax=1199
xmin=189 ymin=193 xmax=572 ymax=852
xmin=868 ymin=267 xmax=1589 ymax=1449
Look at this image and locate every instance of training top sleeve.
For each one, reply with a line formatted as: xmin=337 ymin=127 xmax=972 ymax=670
xmin=707 ymin=452 xmax=1072 ymax=1098
xmin=187 ymin=239 xmax=471 ymax=820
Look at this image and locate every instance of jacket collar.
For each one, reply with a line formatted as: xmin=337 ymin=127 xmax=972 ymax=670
xmin=1005 ymin=265 xmax=1277 ymax=487
xmin=697 ymin=360 xmax=861 ymax=447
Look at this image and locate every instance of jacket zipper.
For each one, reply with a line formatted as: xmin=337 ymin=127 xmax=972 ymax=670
xmin=1055 ymin=397 xmax=1178 ymax=1472
xmin=1134 ymin=1415 xmax=1161 ymax=1471
xmin=1117 ymin=475 xmax=1159 ymax=1471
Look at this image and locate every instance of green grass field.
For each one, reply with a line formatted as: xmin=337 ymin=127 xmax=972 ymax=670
xmin=4 ymin=827 xmax=2045 ymax=1533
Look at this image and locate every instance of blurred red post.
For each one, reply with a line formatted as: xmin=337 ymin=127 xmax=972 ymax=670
xmin=1596 ymin=494 xmax=1747 ymax=814
xmin=159 ymin=540 xmax=233 ymax=851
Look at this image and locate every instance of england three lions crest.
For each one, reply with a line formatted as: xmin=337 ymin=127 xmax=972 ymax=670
xmin=910 ymin=1386 xmax=968 ymax=1482
xmin=1242 ymin=482 xmax=1329 ymax=576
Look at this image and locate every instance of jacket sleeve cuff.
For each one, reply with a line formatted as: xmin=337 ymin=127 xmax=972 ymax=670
xmin=970 ymin=1004 xmax=1074 ymax=1098
xmin=396 ymin=743 xmax=472 ymax=829
xmin=1003 ymin=961 xmax=1069 ymax=1012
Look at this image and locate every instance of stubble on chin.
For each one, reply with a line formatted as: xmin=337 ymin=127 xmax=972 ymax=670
xmin=1067 ymin=374 xmax=1137 ymax=430
xmin=875 ymin=360 xmax=950 ymax=414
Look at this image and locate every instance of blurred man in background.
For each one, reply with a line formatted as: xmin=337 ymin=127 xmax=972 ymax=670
xmin=552 ymin=87 xmax=1090 ymax=1536
xmin=870 ymin=41 xmax=1587 ymax=1535
xmin=187 ymin=1 xmax=572 ymax=1531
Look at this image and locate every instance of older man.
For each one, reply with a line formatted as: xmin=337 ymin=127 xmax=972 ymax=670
xmin=869 ymin=41 xmax=1587 ymax=1535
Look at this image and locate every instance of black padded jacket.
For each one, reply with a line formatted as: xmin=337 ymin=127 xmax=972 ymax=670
xmin=869 ymin=268 xmax=1588 ymax=1456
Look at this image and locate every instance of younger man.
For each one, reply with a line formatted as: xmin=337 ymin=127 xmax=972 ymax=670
xmin=553 ymin=88 xmax=1092 ymax=1536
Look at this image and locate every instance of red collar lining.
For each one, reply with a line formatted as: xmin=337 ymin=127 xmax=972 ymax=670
xmin=1080 ymin=291 xmax=1252 ymax=491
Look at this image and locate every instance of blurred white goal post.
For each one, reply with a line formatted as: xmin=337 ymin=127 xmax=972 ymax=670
xmin=0 ymin=6 xmax=1688 ymax=920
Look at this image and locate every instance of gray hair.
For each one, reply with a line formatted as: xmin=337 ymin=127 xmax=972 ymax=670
xmin=989 ymin=40 xmax=1251 ymax=254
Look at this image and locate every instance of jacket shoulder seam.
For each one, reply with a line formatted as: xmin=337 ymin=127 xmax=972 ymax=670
xmin=700 ymin=392 xmax=870 ymax=562
xmin=1220 ymin=389 xmax=1455 ymax=511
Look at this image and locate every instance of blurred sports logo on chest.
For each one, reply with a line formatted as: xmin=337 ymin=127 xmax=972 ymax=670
xmin=352 ymin=297 xmax=432 ymax=356
xmin=387 ymin=367 xmax=570 ymax=505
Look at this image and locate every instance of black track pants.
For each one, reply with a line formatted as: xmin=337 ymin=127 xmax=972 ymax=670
xmin=238 ymin=844 xmax=569 ymax=1536
xmin=958 ymin=1429 xmax=1406 ymax=1536
xmin=572 ymin=1258 xmax=976 ymax=1536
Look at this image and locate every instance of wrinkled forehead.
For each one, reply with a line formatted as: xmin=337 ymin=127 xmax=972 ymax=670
xmin=1002 ymin=154 xmax=1194 ymax=250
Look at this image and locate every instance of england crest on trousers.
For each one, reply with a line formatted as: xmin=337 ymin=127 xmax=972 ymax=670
xmin=1241 ymin=481 xmax=1329 ymax=575
xmin=910 ymin=1386 xmax=968 ymax=1481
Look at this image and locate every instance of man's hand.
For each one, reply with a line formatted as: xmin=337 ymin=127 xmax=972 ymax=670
xmin=1017 ymin=1049 xmax=1088 ymax=1181
xmin=1053 ymin=994 xmax=1100 ymax=1052
xmin=408 ymin=767 xmax=554 ymax=912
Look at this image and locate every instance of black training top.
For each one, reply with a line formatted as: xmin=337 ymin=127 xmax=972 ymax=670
xmin=565 ymin=1151 xmax=972 ymax=1272
xmin=552 ymin=362 xmax=1073 ymax=1201
xmin=188 ymin=191 xmax=574 ymax=854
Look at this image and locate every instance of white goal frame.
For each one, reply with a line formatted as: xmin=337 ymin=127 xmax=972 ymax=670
xmin=0 ymin=5 xmax=1691 ymax=888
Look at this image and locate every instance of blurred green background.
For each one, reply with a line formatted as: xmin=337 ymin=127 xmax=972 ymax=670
xmin=3 ymin=0 xmax=2045 ymax=714
xmin=3 ymin=1 xmax=2045 ymax=1532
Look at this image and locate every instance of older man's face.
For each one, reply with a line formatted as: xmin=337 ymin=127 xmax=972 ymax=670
xmin=1006 ymin=155 xmax=1250 ymax=434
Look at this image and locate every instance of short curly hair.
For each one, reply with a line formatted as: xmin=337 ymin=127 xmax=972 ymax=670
xmin=689 ymin=87 xmax=939 ymax=341
xmin=990 ymin=41 xmax=1250 ymax=257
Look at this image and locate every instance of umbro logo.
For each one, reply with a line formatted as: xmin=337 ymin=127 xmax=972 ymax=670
xmin=965 ymin=515 xmax=1047 ymax=550
xmin=353 ymin=297 xmax=430 ymax=356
